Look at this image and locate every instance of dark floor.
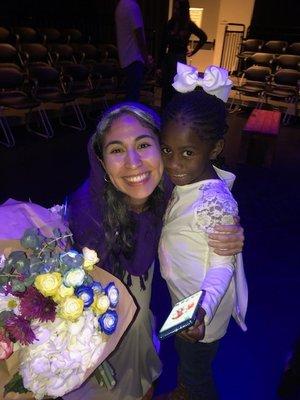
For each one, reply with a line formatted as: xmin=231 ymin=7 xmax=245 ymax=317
xmin=1 ymin=106 xmax=300 ymax=400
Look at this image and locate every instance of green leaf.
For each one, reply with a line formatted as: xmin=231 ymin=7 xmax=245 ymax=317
xmin=4 ymin=372 xmax=29 ymax=396
xmin=0 ymin=310 xmax=13 ymax=327
xmin=24 ymin=275 xmax=36 ymax=287
xmin=11 ymin=279 xmax=26 ymax=293
xmin=0 ymin=275 xmax=9 ymax=285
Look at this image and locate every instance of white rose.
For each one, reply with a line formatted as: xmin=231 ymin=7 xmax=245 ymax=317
xmin=82 ymin=247 xmax=99 ymax=270
xmin=63 ymin=268 xmax=85 ymax=287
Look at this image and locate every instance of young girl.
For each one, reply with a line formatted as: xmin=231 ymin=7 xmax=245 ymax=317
xmin=158 ymin=89 xmax=248 ymax=399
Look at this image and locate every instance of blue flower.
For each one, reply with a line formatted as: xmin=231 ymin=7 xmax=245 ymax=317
xmin=60 ymin=251 xmax=84 ymax=269
xmin=98 ymin=310 xmax=118 ymax=335
xmin=91 ymin=281 xmax=103 ymax=294
xmin=105 ymin=282 xmax=119 ymax=308
xmin=74 ymin=285 xmax=94 ymax=308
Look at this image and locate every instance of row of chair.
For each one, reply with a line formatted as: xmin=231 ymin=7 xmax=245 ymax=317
xmin=0 ymin=26 xmax=91 ymax=46
xmin=239 ymin=53 xmax=300 ymax=74
xmin=0 ymin=40 xmax=120 ymax=147
xmin=231 ymin=66 xmax=300 ymax=124
xmin=236 ymin=39 xmax=300 ymax=75
xmin=238 ymin=39 xmax=300 ymax=59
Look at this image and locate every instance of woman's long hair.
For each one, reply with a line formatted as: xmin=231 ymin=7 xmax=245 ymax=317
xmin=93 ymin=102 xmax=165 ymax=280
xmin=172 ymin=0 xmax=191 ymax=33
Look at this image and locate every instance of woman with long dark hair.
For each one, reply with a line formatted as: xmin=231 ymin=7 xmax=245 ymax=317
xmin=159 ymin=0 xmax=207 ymax=108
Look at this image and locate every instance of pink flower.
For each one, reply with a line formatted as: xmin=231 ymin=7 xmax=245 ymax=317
xmin=0 ymin=331 xmax=13 ymax=360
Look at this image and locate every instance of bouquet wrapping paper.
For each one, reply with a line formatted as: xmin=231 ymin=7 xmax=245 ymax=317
xmin=0 ymin=199 xmax=137 ymax=400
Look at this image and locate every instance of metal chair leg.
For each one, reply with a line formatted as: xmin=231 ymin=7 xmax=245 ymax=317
xmin=0 ymin=112 xmax=16 ymax=148
xmin=26 ymin=106 xmax=54 ymax=139
xmin=59 ymin=100 xmax=86 ymax=131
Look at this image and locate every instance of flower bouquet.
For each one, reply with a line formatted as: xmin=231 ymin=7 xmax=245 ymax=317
xmin=0 ymin=200 xmax=137 ymax=400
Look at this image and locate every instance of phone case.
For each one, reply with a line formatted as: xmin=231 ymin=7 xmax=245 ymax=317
xmin=158 ymin=290 xmax=206 ymax=340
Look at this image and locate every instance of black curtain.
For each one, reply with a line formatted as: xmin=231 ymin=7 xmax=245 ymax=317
xmin=248 ymin=0 xmax=300 ymax=42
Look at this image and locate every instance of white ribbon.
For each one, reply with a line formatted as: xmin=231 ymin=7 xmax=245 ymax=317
xmin=172 ymin=62 xmax=233 ymax=102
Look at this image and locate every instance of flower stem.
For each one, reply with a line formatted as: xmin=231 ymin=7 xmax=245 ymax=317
xmin=38 ymin=234 xmax=73 ymax=258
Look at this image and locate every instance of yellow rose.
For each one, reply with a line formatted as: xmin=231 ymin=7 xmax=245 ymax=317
xmin=34 ymin=272 xmax=62 ymax=297
xmin=53 ymin=284 xmax=74 ymax=303
xmin=92 ymin=294 xmax=110 ymax=315
xmin=59 ymin=296 xmax=84 ymax=321
xmin=82 ymin=247 xmax=100 ymax=271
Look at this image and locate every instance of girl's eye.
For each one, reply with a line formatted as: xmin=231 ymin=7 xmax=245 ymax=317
xmin=161 ymin=147 xmax=171 ymax=155
xmin=183 ymin=150 xmax=194 ymax=157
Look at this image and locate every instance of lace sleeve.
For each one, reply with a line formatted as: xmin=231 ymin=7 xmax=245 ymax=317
xmin=194 ymin=181 xmax=238 ymax=233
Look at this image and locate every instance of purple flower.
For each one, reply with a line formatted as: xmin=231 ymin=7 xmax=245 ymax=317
xmin=5 ymin=315 xmax=36 ymax=345
xmin=20 ymin=286 xmax=56 ymax=322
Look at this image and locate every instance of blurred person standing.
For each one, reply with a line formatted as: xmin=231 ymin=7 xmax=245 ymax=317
xmin=115 ymin=0 xmax=148 ymax=101
xmin=159 ymin=0 xmax=207 ymax=108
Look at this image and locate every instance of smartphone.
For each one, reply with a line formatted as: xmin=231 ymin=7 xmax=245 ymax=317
xmin=158 ymin=290 xmax=206 ymax=340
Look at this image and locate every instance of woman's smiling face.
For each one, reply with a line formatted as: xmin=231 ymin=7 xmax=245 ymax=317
xmin=102 ymin=114 xmax=164 ymax=208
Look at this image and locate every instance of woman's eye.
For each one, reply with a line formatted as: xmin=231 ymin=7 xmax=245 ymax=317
xmin=138 ymin=142 xmax=151 ymax=149
xmin=109 ymin=147 xmax=123 ymax=154
xmin=183 ymin=150 xmax=194 ymax=157
xmin=161 ymin=147 xmax=170 ymax=154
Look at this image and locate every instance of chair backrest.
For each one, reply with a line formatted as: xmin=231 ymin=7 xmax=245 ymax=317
xmin=273 ymin=69 xmax=300 ymax=87
xmin=0 ymin=43 xmax=19 ymax=64
xmin=29 ymin=65 xmax=61 ymax=87
xmin=262 ymin=40 xmax=288 ymax=54
xmin=0 ymin=27 xmax=11 ymax=43
xmin=244 ymin=65 xmax=272 ymax=82
xmin=49 ymin=44 xmax=75 ymax=65
xmin=38 ymin=28 xmax=61 ymax=45
xmin=241 ymin=39 xmax=263 ymax=52
xmin=13 ymin=27 xmax=39 ymax=44
xmin=62 ymin=63 xmax=90 ymax=81
xmin=248 ymin=52 xmax=275 ymax=67
xmin=75 ymin=44 xmax=102 ymax=62
xmin=275 ymin=55 xmax=300 ymax=71
xmin=20 ymin=43 xmax=49 ymax=64
xmin=286 ymin=42 xmax=300 ymax=56
xmin=0 ymin=67 xmax=24 ymax=89
xmin=60 ymin=29 xmax=83 ymax=44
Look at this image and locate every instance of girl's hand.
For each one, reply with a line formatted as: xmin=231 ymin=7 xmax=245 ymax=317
xmin=177 ymin=308 xmax=206 ymax=343
xmin=208 ymin=219 xmax=244 ymax=256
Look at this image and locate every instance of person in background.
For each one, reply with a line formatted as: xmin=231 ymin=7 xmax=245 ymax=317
xmin=115 ymin=0 xmax=149 ymax=101
xmin=157 ymin=89 xmax=248 ymax=400
xmin=158 ymin=0 xmax=207 ymax=108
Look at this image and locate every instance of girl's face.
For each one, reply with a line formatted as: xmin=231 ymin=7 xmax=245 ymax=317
xmin=161 ymin=121 xmax=223 ymax=186
xmin=102 ymin=114 xmax=164 ymax=208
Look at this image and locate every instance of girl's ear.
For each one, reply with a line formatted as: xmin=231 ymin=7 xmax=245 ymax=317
xmin=210 ymin=139 xmax=224 ymax=160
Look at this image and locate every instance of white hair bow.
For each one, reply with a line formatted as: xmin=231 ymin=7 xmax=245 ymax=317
xmin=172 ymin=62 xmax=233 ymax=102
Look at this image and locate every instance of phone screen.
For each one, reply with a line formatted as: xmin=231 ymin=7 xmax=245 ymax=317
xmin=159 ymin=290 xmax=203 ymax=336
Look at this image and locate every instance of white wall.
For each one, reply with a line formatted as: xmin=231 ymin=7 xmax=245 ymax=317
xmin=213 ymin=0 xmax=255 ymax=65
xmin=167 ymin=0 xmax=255 ymax=71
